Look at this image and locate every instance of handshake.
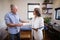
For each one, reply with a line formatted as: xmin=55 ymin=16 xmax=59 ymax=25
xmin=15 ymin=23 xmax=23 ymax=27
xmin=15 ymin=22 xmax=30 ymax=27
xmin=7 ymin=21 xmax=30 ymax=27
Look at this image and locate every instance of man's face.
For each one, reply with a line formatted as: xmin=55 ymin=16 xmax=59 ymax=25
xmin=12 ymin=6 xmax=18 ymax=14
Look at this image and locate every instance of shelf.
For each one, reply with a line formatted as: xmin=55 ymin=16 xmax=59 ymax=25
xmin=42 ymin=0 xmax=53 ymax=15
xmin=43 ymin=13 xmax=52 ymax=15
xmin=47 ymin=8 xmax=53 ymax=9
xmin=42 ymin=7 xmax=53 ymax=10
xmin=42 ymin=2 xmax=53 ymax=5
xmin=46 ymin=13 xmax=52 ymax=14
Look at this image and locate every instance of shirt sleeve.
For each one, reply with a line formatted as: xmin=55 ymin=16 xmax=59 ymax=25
xmin=4 ymin=14 xmax=11 ymax=24
xmin=39 ymin=17 xmax=44 ymax=30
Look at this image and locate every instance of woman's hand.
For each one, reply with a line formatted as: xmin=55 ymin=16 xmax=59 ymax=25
xmin=35 ymin=29 xmax=38 ymax=32
xmin=32 ymin=28 xmax=38 ymax=32
xmin=34 ymin=29 xmax=38 ymax=32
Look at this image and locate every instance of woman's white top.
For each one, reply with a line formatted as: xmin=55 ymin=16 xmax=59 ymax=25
xmin=32 ymin=17 xmax=44 ymax=30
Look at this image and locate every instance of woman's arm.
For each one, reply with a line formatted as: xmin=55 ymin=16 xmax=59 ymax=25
xmin=37 ymin=17 xmax=44 ymax=30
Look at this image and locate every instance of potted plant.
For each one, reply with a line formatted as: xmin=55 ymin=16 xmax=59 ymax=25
xmin=44 ymin=17 xmax=51 ymax=30
xmin=44 ymin=17 xmax=51 ymax=24
xmin=44 ymin=17 xmax=51 ymax=26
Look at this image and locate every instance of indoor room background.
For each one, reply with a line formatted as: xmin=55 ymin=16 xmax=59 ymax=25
xmin=0 ymin=0 xmax=60 ymax=29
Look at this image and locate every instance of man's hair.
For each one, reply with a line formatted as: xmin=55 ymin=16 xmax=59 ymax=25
xmin=10 ymin=4 xmax=15 ymax=10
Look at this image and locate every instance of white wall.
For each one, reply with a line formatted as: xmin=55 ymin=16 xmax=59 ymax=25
xmin=1 ymin=0 xmax=60 ymax=25
xmin=0 ymin=0 xmax=60 ymax=29
xmin=0 ymin=0 xmax=44 ymax=20
xmin=10 ymin=0 xmax=44 ymax=20
xmin=51 ymin=0 xmax=60 ymax=25
xmin=0 ymin=0 xmax=44 ymax=28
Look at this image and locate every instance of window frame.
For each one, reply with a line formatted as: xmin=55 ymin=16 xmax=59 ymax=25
xmin=55 ymin=8 xmax=60 ymax=20
xmin=27 ymin=3 xmax=40 ymax=20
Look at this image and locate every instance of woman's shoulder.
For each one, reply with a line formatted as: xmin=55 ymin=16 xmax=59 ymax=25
xmin=38 ymin=17 xmax=44 ymax=21
xmin=39 ymin=17 xmax=43 ymax=19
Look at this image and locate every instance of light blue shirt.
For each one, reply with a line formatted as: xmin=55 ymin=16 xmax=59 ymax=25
xmin=5 ymin=12 xmax=21 ymax=34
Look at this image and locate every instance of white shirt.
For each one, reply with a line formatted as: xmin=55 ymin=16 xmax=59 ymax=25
xmin=32 ymin=17 xmax=44 ymax=30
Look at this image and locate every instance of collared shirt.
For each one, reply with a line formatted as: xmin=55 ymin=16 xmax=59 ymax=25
xmin=5 ymin=12 xmax=21 ymax=34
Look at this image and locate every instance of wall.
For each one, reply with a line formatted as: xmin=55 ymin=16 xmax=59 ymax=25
xmin=0 ymin=0 xmax=60 ymax=30
xmin=51 ymin=0 xmax=60 ymax=25
xmin=0 ymin=0 xmax=10 ymax=28
xmin=0 ymin=0 xmax=44 ymax=28
xmin=1 ymin=0 xmax=60 ymax=26
xmin=11 ymin=0 xmax=44 ymax=20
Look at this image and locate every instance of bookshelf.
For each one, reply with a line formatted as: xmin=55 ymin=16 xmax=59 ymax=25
xmin=42 ymin=0 xmax=53 ymax=15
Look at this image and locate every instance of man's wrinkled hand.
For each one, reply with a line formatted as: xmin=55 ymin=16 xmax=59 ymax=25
xmin=16 ymin=23 xmax=23 ymax=27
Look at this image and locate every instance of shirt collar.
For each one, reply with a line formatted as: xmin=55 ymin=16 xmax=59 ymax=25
xmin=10 ymin=12 xmax=17 ymax=15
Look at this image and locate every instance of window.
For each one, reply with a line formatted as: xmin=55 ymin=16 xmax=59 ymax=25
xmin=27 ymin=3 xmax=40 ymax=20
xmin=55 ymin=8 xmax=60 ymax=20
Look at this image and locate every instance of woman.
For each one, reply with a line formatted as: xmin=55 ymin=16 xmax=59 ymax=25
xmin=32 ymin=8 xmax=44 ymax=40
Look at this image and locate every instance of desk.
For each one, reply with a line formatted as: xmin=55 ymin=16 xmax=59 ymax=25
xmin=46 ymin=24 xmax=60 ymax=40
xmin=53 ymin=26 xmax=60 ymax=32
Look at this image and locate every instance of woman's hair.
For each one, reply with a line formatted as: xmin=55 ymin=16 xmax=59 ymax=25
xmin=34 ymin=8 xmax=41 ymax=17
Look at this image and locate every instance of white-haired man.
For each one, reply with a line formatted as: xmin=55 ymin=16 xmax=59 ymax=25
xmin=5 ymin=4 xmax=28 ymax=40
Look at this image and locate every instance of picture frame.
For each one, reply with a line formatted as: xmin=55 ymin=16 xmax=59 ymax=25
xmin=55 ymin=8 xmax=60 ymax=20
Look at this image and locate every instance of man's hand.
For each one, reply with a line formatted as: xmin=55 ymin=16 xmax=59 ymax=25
xmin=16 ymin=23 xmax=23 ymax=27
xmin=26 ymin=21 xmax=29 ymax=23
xmin=21 ymin=20 xmax=29 ymax=23
xmin=6 ymin=23 xmax=23 ymax=27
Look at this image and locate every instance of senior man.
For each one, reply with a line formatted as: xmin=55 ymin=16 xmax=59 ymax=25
xmin=5 ymin=4 xmax=28 ymax=40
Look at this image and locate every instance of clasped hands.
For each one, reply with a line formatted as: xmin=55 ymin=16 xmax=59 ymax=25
xmin=15 ymin=23 xmax=23 ymax=27
xmin=32 ymin=28 xmax=38 ymax=32
xmin=16 ymin=21 xmax=29 ymax=27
